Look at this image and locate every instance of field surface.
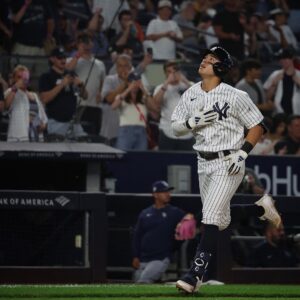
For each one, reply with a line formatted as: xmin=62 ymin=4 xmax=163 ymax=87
xmin=0 ymin=284 xmax=300 ymax=300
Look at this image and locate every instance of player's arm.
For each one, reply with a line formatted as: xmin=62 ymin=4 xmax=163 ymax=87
xmin=244 ymin=124 xmax=265 ymax=148
xmin=225 ymin=123 xmax=265 ymax=175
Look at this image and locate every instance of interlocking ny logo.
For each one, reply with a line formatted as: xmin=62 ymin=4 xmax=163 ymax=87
xmin=213 ymin=102 xmax=230 ymax=120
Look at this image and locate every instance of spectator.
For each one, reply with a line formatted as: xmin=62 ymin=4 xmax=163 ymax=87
xmin=193 ymin=0 xmax=218 ymax=26
xmin=172 ymin=1 xmax=200 ymax=50
xmin=197 ymin=14 xmax=219 ymax=49
xmin=54 ymin=12 xmax=76 ymax=56
xmin=263 ymin=48 xmax=300 ymax=115
xmin=236 ymin=167 xmax=265 ymax=195
xmin=87 ymin=9 xmax=109 ymax=58
xmin=91 ymin=0 xmax=129 ymax=34
xmin=267 ymin=8 xmax=299 ymax=52
xmin=213 ymin=0 xmax=253 ymax=60
xmin=132 ymin=180 xmax=195 ymax=283
xmin=10 ymin=0 xmax=55 ymax=74
xmin=247 ymin=222 xmax=299 ymax=268
xmin=252 ymin=113 xmax=287 ymax=155
xmin=101 ymin=54 xmax=133 ymax=145
xmin=248 ymin=12 xmax=275 ymax=62
xmin=66 ymin=31 xmax=106 ymax=137
xmin=0 ymin=1 xmax=13 ymax=54
xmin=112 ymin=77 xmax=157 ymax=151
xmin=152 ymin=60 xmax=194 ymax=150
xmin=4 ymin=65 xmax=47 ymax=142
xmin=111 ymin=10 xmax=144 ymax=57
xmin=274 ymin=114 xmax=300 ymax=155
xmin=39 ymin=47 xmax=87 ymax=141
xmin=235 ymin=58 xmax=274 ymax=117
xmin=145 ymin=0 xmax=183 ymax=60
xmin=108 ymin=45 xmax=153 ymax=90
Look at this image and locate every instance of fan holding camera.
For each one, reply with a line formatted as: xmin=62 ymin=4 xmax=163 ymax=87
xmin=4 ymin=65 xmax=47 ymax=142
xmin=111 ymin=71 xmax=158 ymax=151
xmin=152 ymin=60 xmax=193 ymax=150
xmin=39 ymin=47 xmax=88 ymax=141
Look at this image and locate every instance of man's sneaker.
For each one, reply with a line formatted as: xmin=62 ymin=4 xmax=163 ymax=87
xmin=176 ymin=273 xmax=202 ymax=294
xmin=255 ymin=194 xmax=282 ymax=228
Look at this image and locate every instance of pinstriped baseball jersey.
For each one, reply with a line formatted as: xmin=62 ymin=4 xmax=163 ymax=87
xmin=171 ymin=82 xmax=264 ymax=152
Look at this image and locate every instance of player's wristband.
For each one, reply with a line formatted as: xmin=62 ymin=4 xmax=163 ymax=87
xmin=241 ymin=141 xmax=254 ymax=154
xmin=11 ymin=85 xmax=17 ymax=93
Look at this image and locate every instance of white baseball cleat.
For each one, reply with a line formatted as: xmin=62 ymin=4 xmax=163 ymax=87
xmin=176 ymin=274 xmax=202 ymax=294
xmin=255 ymin=194 xmax=282 ymax=228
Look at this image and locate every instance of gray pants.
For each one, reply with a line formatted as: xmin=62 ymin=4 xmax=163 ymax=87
xmin=133 ymin=258 xmax=170 ymax=283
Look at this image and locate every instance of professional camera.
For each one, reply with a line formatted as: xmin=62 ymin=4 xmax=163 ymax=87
xmin=128 ymin=72 xmax=141 ymax=82
xmin=64 ymin=70 xmax=77 ymax=77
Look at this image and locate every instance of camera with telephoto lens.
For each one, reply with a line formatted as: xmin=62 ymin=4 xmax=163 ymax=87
xmin=128 ymin=72 xmax=141 ymax=82
xmin=64 ymin=70 xmax=77 ymax=78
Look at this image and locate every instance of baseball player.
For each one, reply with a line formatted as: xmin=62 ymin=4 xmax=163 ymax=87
xmin=171 ymin=46 xmax=282 ymax=294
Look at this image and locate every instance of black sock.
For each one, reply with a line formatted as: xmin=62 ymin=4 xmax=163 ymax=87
xmin=197 ymin=224 xmax=219 ymax=254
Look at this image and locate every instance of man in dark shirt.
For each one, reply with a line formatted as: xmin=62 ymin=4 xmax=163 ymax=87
xmin=274 ymin=114 xmax=300 ymax=155
xmin=10 ymin=0 xmax=54 ymax=51
xmin=39 ymin=47 xmax=87 ymax=140
xmin=111 ymin=10 xmax=144 ymax=56
xmin=132 ymin=180 xmax=194 ymax=283
xmin=213 ymin=0 xmax=252 ymax=60
xmin=248 ymin=222 xmax=299 ymax=268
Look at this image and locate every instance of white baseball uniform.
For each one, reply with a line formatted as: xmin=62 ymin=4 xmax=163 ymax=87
xmin=171 ymin=82 xmax=264 ymax=230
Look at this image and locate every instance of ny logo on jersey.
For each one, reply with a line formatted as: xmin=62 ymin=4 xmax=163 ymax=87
xmin=213 ymin=102 xmax=230 ymax=120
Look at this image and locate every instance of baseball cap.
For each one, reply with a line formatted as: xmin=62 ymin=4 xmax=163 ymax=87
xmin=158 ymin=0 xmax=172 ymax=9
xmin=269 ymin=8 xmax=285 ymax=17
xmin=50 ymin=47 xmax=66 ymax=58
xmin=152 ymin=180 xmax=174 ymax=193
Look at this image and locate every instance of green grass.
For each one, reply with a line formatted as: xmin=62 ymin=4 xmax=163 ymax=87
xmin=0 ymin=284 xmax=300 ymax=300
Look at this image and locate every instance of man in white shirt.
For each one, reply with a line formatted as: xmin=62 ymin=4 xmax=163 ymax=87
xmin=153 ymin=60 xmax=194 ymax=150
xmin=145 ymin=0 xmax=183 ymax=60
xmin=268 ymin=8 xmax=299 ymax=52
xmin=67 ymin=31 xmax=106 ymax=136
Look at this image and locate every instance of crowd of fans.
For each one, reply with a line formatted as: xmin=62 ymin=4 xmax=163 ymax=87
xmin=0 ymin=0 xmax=299 ymax=155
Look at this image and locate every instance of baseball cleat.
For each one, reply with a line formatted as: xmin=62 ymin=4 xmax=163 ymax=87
xmin=176 ymin=273 xmax=202 ymax=294
xmin=255 ymin=194 xmax=282 ymax=228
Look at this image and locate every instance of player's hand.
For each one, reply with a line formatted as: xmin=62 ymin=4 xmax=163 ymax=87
xmin=186 ymin=109 xmax=218 ymax=129
xmin=224 ymin=150 xmax=248 ymax=175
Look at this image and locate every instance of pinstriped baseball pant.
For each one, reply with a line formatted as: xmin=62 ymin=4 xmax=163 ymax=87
xmin=197 ymin=154 xmax=245 ymax=230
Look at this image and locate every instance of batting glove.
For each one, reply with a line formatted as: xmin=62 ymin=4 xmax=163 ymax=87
xmin=224 ymin=150 xmax=248 ymax=175
xmin=186 ymin=109 xmax=218 ymax=130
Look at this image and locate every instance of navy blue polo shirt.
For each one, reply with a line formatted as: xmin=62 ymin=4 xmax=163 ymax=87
xmin=132 ymin=204 xmax=185 ymax=262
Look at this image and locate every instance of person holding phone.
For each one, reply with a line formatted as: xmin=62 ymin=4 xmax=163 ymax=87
xmin=4 ymin=65 xmax=47 ymax=142
xmin=152 ymin=60 xmax=193 ymax=150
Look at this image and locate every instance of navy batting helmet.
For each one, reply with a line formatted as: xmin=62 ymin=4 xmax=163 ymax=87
xmin=201 ymin=46 xmax=233 ymax=77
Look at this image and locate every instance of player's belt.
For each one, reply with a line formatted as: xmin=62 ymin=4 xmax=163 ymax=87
xmin=198 ymin=150 xmax=231 ymax=160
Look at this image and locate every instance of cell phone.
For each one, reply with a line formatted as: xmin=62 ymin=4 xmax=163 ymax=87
xmin=147 ymin=47 xmax=153 ymax=55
